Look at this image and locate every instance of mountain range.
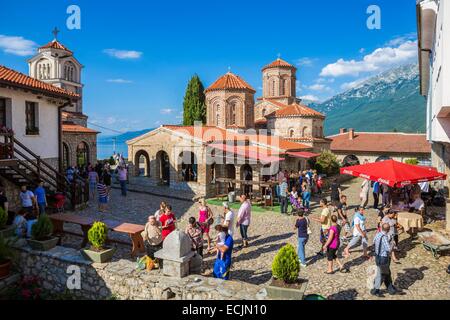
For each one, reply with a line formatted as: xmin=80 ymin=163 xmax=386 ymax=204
xmin=308 ymin=64 xmax=427 ymax=136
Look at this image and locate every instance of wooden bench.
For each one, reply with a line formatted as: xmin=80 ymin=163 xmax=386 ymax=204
xmin=50 ymin=214 xmax=94 ymax=248
xmin=49 ymin=214 xmax=145 ymax=257
xmin=102 ymin=219 xmax=145 ymax=257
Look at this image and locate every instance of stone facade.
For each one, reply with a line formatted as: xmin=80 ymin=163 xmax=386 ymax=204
xmin=261 ymin=63 xmax=296 ymax=105
xmin=62 ymin=132 xmax=97 ymax=168
xmin=205 ymin=89 xmax=255 ymax=129
xmin=12 ymin=243 xmax=268 ymax=300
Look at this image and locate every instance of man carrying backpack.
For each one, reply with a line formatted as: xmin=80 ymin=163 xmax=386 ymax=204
xmin=371 ymin=223 xmax=402 ymax=297
xmin=343 ymin=206 xmax=369 ymax=259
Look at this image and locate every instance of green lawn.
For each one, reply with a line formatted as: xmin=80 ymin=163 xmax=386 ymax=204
xmin=206 ymin=198 xmax=292 ymax=214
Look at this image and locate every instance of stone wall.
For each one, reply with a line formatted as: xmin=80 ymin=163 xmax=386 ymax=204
xmin=12 ymin=243 xmax=268 ymax=300
xmin=62 ymin=132 xmax=97 ymax=167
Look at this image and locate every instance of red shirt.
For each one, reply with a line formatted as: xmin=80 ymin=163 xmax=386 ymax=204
xmin=159 ymin=212 xmax=176 ymax=240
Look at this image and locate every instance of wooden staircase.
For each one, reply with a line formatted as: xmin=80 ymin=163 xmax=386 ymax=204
xmin=0 ymin=131 xmax=88 ymax=208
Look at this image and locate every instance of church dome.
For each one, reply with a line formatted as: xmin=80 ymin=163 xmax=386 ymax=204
xmin=262 ymin=58 xmax=296 ymax=71
xmin=205 ymin=72 xmax=255 ymax=93
xmin=39 ymin=40 xmax=73 ymax=54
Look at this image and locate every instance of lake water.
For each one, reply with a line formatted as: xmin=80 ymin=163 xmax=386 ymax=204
xmin=97 ymin=140 xmax=128 ymax=160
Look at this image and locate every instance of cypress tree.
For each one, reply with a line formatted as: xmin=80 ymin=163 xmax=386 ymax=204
xmin=183 ymin=75 xmax=206 ymax=125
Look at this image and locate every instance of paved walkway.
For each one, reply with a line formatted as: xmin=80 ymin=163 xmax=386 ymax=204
xmin=66 ymin=178 xmax=450 ymax=300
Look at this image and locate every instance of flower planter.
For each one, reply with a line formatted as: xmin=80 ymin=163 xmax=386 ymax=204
xmin=0 ymin=225 xmax=15 ymax=239
xmin=27 ymin=237 xmax=59 ymax=251
xmin=0 ymin=260 xmax=12 ymax=280
xmin=81 ymin=247 xmax=115 ymax=263
xmin=266 ymin=278 xmax=308 ymax=300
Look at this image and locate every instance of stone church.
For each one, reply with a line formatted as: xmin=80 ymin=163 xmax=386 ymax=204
xmin=27 ymin=32 xmax=98 ymax=169
xmin=127 ymin=58 xmax=330 ymax=198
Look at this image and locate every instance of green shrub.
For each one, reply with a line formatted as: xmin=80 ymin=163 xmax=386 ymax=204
xmin=405 ymin=158 xmax=419 ymax=165
xmin=88 ymin=221 xmax=108 ymax=251
xmin=315 ymin=150 xmax=340 ymax=175
xmin=0 ymin=206 xmax=7 ymax=229
xmin=272 ymin=244 xmax=300 ymax=283
xmin=31 ymin=215 xmax=53 ymax=241
xmin=0 ymin=235 xmax=15 ymax=263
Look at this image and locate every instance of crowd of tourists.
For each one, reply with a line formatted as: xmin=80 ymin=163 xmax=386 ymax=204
xmin=291 ymin=177 xmax=434 ymax=297
xmin=140 ymin=194 xmax=252 ymax=280
xmin=66 ymin=160 xmax=129 ymax=213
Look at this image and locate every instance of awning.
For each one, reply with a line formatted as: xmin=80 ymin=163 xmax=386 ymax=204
xmin=340 ymin=159 xmax=447 ymax=187
xmin=209 ymin=143 xmax=285 ymax=164
xmin=287 ymin=151 xmax=320 ymax=159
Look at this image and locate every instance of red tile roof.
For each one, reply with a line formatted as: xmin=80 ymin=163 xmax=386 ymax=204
xmin=62 ymin=124 xmax=99 ymax=134
xmin=39 ymin=40 xmax=73 ymax=54
xmin=262 ymin=58 xmax=296 ymax=71
xmin=329 ymin=132 xmax=431 ymax=154
xmin=162 ymin=125 xmax=310 ymax=152
xmin=0 ymin=65 xmax=79 ymax=99
xmin=205 ymin=72 xmax=255 ymax=93
xmin=264 ymin=99 xmax=325 ymax=118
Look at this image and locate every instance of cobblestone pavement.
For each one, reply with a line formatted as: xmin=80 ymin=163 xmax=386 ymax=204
xmin=66 ymin=178 xmax=450 ymax=300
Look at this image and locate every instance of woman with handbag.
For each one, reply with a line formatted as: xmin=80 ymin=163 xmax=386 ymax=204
xmin=295 ymin=210 xmax=310 ymax=268
xmin=198 ymin=199 xmax=214 ymax=251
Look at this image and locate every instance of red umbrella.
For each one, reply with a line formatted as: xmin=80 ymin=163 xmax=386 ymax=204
xmin=340 ymin=159 xmax=447 ymax=187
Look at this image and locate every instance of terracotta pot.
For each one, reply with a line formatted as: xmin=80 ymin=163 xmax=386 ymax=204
xmin=0 ymin=260 xmax=12 ymax=280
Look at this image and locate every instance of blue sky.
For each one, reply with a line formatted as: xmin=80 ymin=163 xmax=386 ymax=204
xmin=0 ymin=0 xmax=418 ymax=135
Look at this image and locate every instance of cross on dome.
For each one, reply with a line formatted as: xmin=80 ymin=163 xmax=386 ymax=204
xmin=52 ymin=27 xmax=60 ymax=40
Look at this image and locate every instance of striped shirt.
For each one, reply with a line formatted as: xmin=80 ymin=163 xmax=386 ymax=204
xmin=373 ymin=231 xmax=391 ymax=257
xmin=97 ymin=183 xmax=108 ymax=198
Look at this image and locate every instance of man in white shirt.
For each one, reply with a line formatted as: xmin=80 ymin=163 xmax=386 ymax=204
xmin=409 ymin=194 xmax=425 ymax=212
xmin=222 ymin=202 xmax=235 ymax=237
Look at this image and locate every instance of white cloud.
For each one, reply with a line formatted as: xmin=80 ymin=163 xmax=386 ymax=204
xmin=103 ymin=49 xmax=143 ymax=59
xmin=106 ymin=79 xmax=133 ymax=84
xmin=359 ymin=48 xmax=366 ymax=54
xmin=320 ymin=40 xmax=417 ymax=77
xmin=385 ymin=33 xmax=416 ymax=47
xmin=160 ymin=108 xmax=175 ymax=114
xmin=306 ymin=84 xmax=333 ymax=92
xmin=299 ymin=95 xmax=320 ymax=102
xmin=295 ymin=57 xmax=316 ymax=67
xmin=0 ymin=35 xmax=37 ymax=56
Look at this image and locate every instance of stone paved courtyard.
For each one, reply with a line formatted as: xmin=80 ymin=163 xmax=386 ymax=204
xmin=64 ymin=178 xmax=450 ymax=300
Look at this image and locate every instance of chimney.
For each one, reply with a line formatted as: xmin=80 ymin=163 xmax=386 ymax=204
xmin=339 ymin=128 xmax=347 ymax=134
xmin=348 ymin=128 xmax=355 ymax=140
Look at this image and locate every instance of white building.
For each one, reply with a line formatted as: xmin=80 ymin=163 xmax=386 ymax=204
xmin=0 ymin=64 xmax=79 ymax=209
xmin=417 ymin=0 xmax=450 ymax=230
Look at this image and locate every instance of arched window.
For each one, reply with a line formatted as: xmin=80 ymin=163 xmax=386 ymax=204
xmin=62 ymin=143 xmax=70 ymax=169
xmin=230 ymin=102 xmax=236 ymax=125
xmin=76 ymin=142 xmax=89 ymax=167
xmin=271 ymin=79 xmax=276 ymax=96
xmin=280 ymin=78 xmax=286 ymax=96
xmin=302 ymin=126 xmax=308 ymax=137
xmin=289 ymin=129 xmax=295 ymax=137
xmin=262 ymin=108 xmax=266 ymax=117
xmin=37 ymin=59 xmax=51 ymax=80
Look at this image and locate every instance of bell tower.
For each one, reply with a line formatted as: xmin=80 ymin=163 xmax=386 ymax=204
xmin=261 ymin=57 xmax=297 ymax=105
xmin=28 ymin=28 xmax=84 ymax=116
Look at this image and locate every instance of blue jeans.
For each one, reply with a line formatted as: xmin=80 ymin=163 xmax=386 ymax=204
xmin=302 ymin=192 xmax=311 ymax=208
xmin=280 ymin=196 xmax=288 ymax=214
xmin=38 ymin=202 xmax=46 ymax=216
xmin=120 ymin=180 xmax=127 ymax=196
xmin=239 ymin=224 xmax=249 ymax=241
xmin=298 ymin=237 xmax=308 ymax=264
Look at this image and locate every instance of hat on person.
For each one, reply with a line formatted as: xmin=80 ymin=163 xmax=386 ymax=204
xmin=222 ymin=202 xmax=230 ymax=209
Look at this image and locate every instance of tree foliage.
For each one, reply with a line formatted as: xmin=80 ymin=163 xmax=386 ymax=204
xmin=88 ymin=221 xmax=108 ymax=250
xmin=183 ymin=75 xmax=206 ymax=125
xmin=31 ymin=215 xmax=53 ymax=241
xmin=314 ymin=150 xmax=340 ymax=175
xmin=405 ymin=158 xmax=419 ymax=165
xmin=272 ymin=244 xmax=300 ymax=283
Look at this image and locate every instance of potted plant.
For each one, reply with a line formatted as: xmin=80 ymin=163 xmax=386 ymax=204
xmin=81 ymin=221 xmax=115 ymax=263
xmin=0 ymin=207 xmax=14 ymax=239
xmin=266 ymin=244 xmax=307 ymax=300
xmin=0 ymin=236 xmax=15 ymax=279
xmin=27 ymin=215 xmax=59 ymax=251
